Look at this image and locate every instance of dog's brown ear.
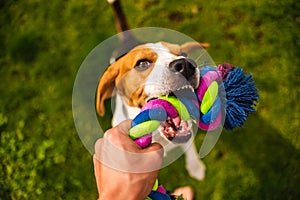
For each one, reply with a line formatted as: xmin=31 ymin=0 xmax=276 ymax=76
xmin=96 ymin=63 xmax=120 ymax=116
xmin=162 ymin=41 xmax=210 ymax=56
xmin=160 ymin=42 xmax=181 ymax=55
xmin=180 ymin=42 xmax=210 ymax=54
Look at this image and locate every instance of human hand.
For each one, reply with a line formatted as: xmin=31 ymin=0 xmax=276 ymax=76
xmin=93 ymin=120 xmax=164 ymax=200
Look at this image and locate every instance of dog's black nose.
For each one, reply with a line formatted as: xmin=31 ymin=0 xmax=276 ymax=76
xmin=169 ymin=58 xmax=197 ymax=78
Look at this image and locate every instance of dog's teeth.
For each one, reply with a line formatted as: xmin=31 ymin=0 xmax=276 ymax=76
xmin=176 ymin=85 xmax=194 ymax=91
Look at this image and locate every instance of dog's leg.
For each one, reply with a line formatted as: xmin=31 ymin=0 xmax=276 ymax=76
xmin=183 ymin=142 xmax=206 ymax=181
xmin=107 ymin=0 xmax=140 ymax=61
xmin=108 ymin=0 xmax=130 ymax=36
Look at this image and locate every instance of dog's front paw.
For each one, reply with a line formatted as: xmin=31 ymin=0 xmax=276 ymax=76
xmin=186 ymin=160 xmax=206 ymax=181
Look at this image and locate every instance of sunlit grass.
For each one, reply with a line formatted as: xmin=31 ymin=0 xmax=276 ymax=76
xmin=0 ymin=0 xmax=299 ymax=199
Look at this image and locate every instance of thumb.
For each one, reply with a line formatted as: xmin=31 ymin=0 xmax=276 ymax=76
xmin=117 ymin=119 xmax=132 ymax=135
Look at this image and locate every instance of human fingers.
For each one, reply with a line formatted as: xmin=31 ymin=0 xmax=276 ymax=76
xmin=116 ymin=119 xmax=132 ymax=135
xmin=142 ymin=142 xmax=164 ymax=158
xmin=103 ymin=119 xmax=132 ymax=139
xmin=95 ymin=137 xmax=164 ymax=173
xmin=104 ymin=125 xmax=141 ymax=152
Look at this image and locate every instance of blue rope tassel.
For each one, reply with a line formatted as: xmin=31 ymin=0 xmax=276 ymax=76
xmin=224 ymin=67 xmax=259 ymax=130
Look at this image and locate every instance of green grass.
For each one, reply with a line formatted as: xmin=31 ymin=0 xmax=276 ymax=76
xmin=0 ymin=0 xmax=299 ymax=199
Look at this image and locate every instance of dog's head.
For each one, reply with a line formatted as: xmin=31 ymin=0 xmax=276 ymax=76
xmin=96 ymin=41 xmax=204 ymax=142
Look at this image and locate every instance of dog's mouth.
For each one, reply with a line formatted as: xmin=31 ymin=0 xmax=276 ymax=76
xmin=147 ymin=85 xmax=195 ymax=143
xmin=160 ymin=116 xmax=193 ymax=143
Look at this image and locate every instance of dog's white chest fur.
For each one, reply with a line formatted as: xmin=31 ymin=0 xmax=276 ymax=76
xmin=112 ymin=94 xmax=140 ymax=126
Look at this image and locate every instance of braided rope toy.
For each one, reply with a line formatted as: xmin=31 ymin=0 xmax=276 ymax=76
xmin=129 ymin=63 xmax=259 ymax=199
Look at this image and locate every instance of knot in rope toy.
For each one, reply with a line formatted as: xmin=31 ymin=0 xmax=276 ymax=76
xmin=128 ymin=63 xmax=259 ymax=199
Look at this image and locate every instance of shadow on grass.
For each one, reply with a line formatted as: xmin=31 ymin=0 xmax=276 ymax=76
xmin=221 ymin=114 xmax=300 ymax=199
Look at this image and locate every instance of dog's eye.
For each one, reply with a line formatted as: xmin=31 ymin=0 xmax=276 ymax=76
xmin=134 ymin=59 xmax=152 ymax=71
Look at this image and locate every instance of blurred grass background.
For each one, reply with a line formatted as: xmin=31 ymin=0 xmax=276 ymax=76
xmin=0 ymin=0 xmax=299 ymax=199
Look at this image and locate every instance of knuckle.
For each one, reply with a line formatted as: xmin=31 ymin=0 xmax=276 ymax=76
xmin=104 ymin=129 xmax=114 ymax=139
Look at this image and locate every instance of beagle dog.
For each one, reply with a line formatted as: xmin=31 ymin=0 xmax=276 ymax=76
xmin=96 ymin=41 xmax=206 ymax=180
